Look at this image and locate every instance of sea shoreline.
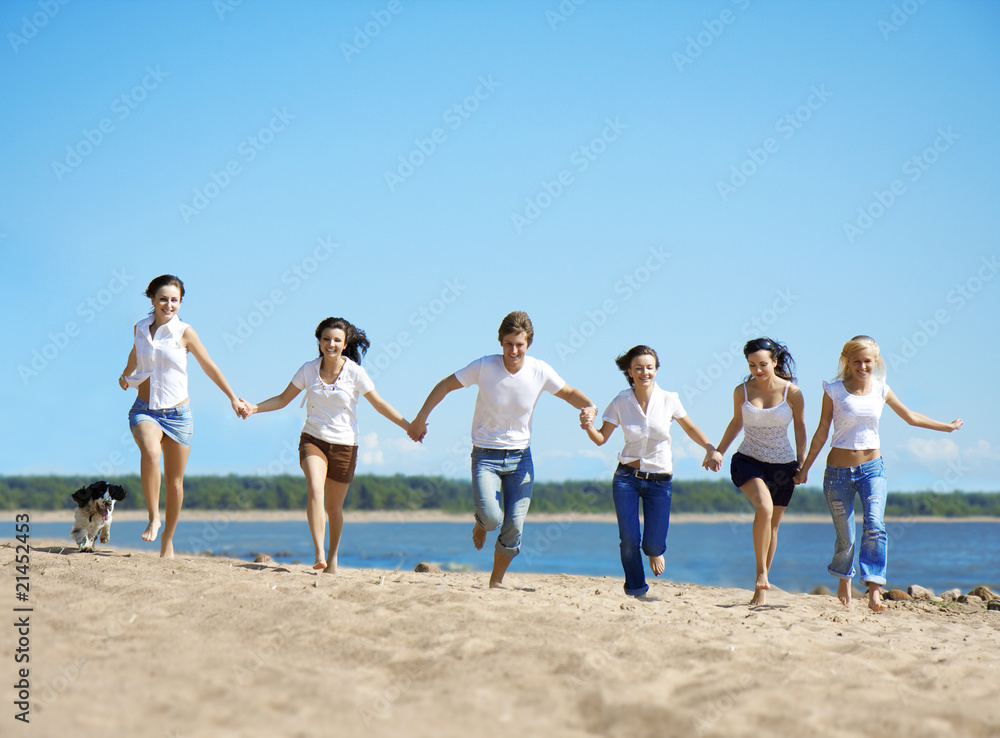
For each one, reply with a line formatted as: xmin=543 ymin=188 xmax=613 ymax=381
xmin=3 ymin=509 xmax=998 ymax=524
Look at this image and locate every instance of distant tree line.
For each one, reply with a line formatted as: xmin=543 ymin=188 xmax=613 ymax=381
xmin=2 ymin=475 xmax=999 ymax=517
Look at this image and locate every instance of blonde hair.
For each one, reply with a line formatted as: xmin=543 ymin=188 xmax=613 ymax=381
xmin=498 ymin=311 xmax=533 ymax=346
xmin=836 ymin=335 xmax=887 ymax=382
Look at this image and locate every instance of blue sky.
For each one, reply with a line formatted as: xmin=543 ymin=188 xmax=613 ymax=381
xmin=2 ymin=0 xmax=998 ymax=492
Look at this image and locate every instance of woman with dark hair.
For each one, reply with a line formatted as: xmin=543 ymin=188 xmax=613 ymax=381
xmin=582 ymin=345 xmax=721 ymax=597
xmin=408 ymin=311 xmax=596 ymax=588
xmin=119 ymin=274 xmax=248 ymax=558
xmin=794 ymin=335 xmax=962 ymax=612
xmin=712 ymin=337 xmax=806 ymax=606
xmin=241 ymin=317 xmax=412 ymax=573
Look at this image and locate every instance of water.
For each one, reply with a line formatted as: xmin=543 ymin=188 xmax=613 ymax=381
xmin=12 ymin=517 xmax=998 ymax=594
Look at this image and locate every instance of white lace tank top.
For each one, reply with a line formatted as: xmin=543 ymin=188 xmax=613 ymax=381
xmin=736 ymin=382 xmax=796 ymax=463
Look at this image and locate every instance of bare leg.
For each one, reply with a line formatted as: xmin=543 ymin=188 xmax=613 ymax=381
xmin=489 ymin=549 xmax=514 ymax=588
xmin=472 ymin=521 xmax=487 ymax=550
xmin=740 ymin=479 xmax=773 ymax=606
xmin=322 ymin=479 xmax=350 ymax=574
xmin=132 ymin=422 xmax=164 ymax=542
xmin=867 ymin=582 xmax=886 ymax=613
xmin=301 ymin=455 xmax=330 ymax=569
xmin=160 ymin=436 xmax=191 ymax=559
xmin=837 ymin=578 xmax=852 ymax=607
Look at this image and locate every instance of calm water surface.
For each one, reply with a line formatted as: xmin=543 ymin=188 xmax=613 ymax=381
xmin=13 ymin=518 xmax=998 ymax=594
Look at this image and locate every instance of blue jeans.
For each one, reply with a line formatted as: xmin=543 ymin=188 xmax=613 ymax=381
xmin=471 ymin=447 xmax=533 ymax=557
xmin=823 ymin=457 xmax=888 ymax=585
xmin=612 ymin=464 xmax=673 ymax=596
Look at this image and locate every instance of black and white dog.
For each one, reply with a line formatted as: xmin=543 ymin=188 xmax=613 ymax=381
xmin=70 ymin=481 xmax=127 ymax=552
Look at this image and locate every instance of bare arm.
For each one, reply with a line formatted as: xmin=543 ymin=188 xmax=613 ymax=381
xmin=409 ymin=374 xmax=464 ymax=441
xmin=119 ymin=346 xmax=137 ymax=390
xmin=794 ymin=392 xmax=833 ymax=484
xmin=713 ymin=385 xmax=744 ymax=457
xmin=583 ymin=419 xmax=617 ymax=447
xmin=885 ymin=390 xmax=963 ymax=433
xmin=244 ymin=381 xmax=302 ymax=416
xmin=787 ymin=383 xmax=807 ymax=465
xmin=554 ymin=383 xmax=595 ymax=410
xmin=182 ymin=326 xmax=246 ymax=416
xmin=677 ymin=415 xmax=722 ymax=470
xmin=363 ymin=388 xmax=411 ymax=434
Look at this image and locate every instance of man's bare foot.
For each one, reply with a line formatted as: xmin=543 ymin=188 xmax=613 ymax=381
xmin=648 ymin=554 xmax=665 ymax=577
xmin=837 ymin=578 xmax=852 ymax=607
xmin=142 ymin=517 xmax=161 ymax=542
xmin=312 ymin=561 xmax=327 ymax=570
xmin=488 ymin=579 xmax=506 ymax=589
xmin=755 ymin=571 xmax=770 ymax=591
xmin=160 ymin=538 xmax=174 ymax=559
xmin=867 ymin=584 xmax=886 ymax=613
xmin=749 ymin=586 xmax=767 ymax=607
xmin=472 ymin=522 xmax=487 ymax=550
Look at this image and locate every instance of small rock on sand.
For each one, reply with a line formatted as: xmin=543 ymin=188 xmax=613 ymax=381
xmin=414 ymin=562 xmax=442 ymax=573
xmin=968 ymin=586 xmax=997 ymax=602
xmin=253 ymin=554 xmax=274 ymax=564
xmin=941 ymin=588 xmax=961 ymax=602
xmin=907 ymin=585 xmax=935 ymax=600
xmin=884 ymin=589 xmax=911 ymax=601
xmin=957 ymin=595 xmax=983 ymax=606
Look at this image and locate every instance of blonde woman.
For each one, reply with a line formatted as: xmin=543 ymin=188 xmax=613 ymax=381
xmin=795 ymin=336 xmax=962 ymax=612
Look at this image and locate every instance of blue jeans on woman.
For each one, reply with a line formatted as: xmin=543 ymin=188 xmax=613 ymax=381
xmin=823 ymin=457 xmax=888 ymax=585
xmin=612 ymin=464 xmax=673 ymax=596
xmin=471 ymin=447 xmax=533 ymax=557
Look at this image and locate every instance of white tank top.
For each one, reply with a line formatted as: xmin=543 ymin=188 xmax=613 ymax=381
xmin=824 ymin=379 xmax=888 ymax=450
xmin=736 ymin=382 xmax=795 ymax=463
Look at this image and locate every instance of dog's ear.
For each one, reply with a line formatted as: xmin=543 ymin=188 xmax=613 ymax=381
xmin=71 ymin=487 xmax=92 ymax=506
xmin=109 ymin=484 xmax=127 ymax=501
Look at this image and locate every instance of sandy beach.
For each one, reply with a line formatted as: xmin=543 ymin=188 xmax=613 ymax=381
xmin=3 ymin=538 xmax=998 ymax=738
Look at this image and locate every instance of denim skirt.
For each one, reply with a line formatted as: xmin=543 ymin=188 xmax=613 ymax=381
xmin=128 ymin=398 xmax=193 ymax=446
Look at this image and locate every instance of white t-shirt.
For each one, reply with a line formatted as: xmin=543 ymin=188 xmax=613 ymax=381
xmin=291 ymin=357 xmax=374 ymax=445
xmin=602 ymin=383 xmax=687 ymax=474
xmin=454 ymin=355 xmax=566 ymax=449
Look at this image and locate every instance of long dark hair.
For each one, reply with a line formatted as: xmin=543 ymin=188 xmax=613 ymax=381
xmin=614 ymin=345 xmax=659 ymax=386
xmin=743 ymin=337 xmax=796 ymax=382
xmin=314 ymin=317 xmax=370 ymax=364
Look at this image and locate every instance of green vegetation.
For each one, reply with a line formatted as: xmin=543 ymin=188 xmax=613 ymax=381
xmin=2 ymin=475 xmax=998 ymax=517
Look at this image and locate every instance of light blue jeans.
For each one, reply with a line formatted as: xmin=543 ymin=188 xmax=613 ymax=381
xmin=471 ymin=447 xmax=533 ymax=557
xmin=823 ymin=457 xmax=888 ymax=585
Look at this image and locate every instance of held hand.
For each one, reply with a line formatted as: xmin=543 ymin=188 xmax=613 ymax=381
xmin=234 ymin=398 xmax=252 ymax=419
xmin=407 ymin=418 xmax=428 ymax=443
xmin=579 ymin=406 xmax=597 ymax=429
xmin=947 ymin=418 xmax=963 ymax=432
xmin=793 ymin=468 xmax=807 ymax=485
xmin=702 ymin=450 xmax=722 ymax=472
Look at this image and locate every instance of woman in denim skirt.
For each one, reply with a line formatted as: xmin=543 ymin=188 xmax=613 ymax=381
xmin=409 ymin=311 xmax=596 ymax=588
xmin=795 ymin=335 xmax=962 ymax=612
xmin=120 ymin=275 xmax=248 ymax=558
xmin=582 ymin=345 xmax=722 ymax=597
